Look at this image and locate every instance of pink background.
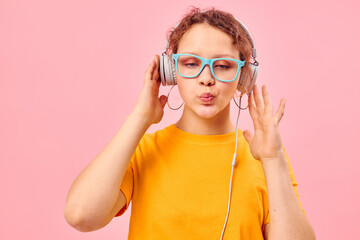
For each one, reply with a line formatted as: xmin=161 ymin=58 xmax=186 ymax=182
xmin=1 ymin=0 xmax=359 ymax=239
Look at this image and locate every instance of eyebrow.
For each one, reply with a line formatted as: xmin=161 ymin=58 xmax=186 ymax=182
xmin=181 ymin=51 xmax=239 ymax=59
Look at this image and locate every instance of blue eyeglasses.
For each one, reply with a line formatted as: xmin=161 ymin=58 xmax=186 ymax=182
xmin=172 ymin=53 xmax=245 ymax=82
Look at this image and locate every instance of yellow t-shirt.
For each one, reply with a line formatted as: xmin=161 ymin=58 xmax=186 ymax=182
xmin=116 ymin=124 xmax=304 ymax=239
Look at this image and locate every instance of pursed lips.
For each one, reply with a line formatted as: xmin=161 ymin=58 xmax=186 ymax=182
xmin=199 ymin=92 xmax=215 ymax=104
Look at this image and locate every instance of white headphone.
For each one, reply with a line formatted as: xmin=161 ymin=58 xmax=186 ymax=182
xmin=159 ymin=15 xmax=259 ymax=96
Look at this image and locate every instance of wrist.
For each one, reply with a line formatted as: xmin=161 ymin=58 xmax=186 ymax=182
xmin=128 ymin=109 xmax=153 ymax=130
xmin=260 ymin=153 xmax=288 ymax=169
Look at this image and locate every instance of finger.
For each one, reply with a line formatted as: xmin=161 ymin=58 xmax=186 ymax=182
xmin=262 ymin=85 xmax=273 ymax=115
xmin=144 ymin=57 xmax=156 ymax=83
xmin=152 ymin=55 xmax=160 ymax=81
xmin=149 ymin=56 xmax=157 ymax=80
xmin=243 ymin=130 xmax=254 ymax=145
xmin=248 ymin=92 xmax=257 ymax=112
xmin=248 ymin=93 xmax=260 ymax=130
xmin=156 ymin=76 xmax=161 ymax=88
xmin=274 ymin=98 xmax=286 ymax=124
xmin=253 ymin=84 xmax=264 ymax=113
xmin=159 ymin=95 xmax=168 ymax=108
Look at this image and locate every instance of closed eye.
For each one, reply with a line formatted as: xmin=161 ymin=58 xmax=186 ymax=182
xmin=183 ymin=62 xmax=200 ymax=68
xmin=214 ymin=64 xmax=230 ymax=69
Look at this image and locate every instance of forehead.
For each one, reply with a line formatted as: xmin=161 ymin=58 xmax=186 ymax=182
xmin=177 ymin=23 xmax=239 ymax=59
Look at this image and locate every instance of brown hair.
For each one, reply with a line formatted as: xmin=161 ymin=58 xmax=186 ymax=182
xmin=166 ymin=7 xmax=254 ymax=91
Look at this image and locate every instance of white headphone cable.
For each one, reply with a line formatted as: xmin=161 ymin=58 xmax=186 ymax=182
xmin=220 ymin=96 xmax=243 ymax=239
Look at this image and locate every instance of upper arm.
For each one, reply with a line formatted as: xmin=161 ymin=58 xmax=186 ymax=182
xmin=65 ymin=190 xmax=127 ymax=232
xmin=110 ymin=190 xmax=127 ymax=218
xmin=264 ymin=222 xmax=271 ymax=240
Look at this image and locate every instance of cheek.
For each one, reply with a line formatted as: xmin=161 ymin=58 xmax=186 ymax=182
xmin=177 ymin=79 xmax=194 ymax=101
xmin=220 ymin=81 xmax=239 ymax=98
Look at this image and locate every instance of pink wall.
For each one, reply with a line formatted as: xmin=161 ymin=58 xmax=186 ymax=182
xmin=1 ymin=0 xmax=359 ymax=239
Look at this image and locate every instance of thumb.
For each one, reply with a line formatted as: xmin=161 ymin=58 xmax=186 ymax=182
xmin=243 ymin=130 xmax=253 ymax=144
xmin=159 ymin=95 xmax=168 ymax=108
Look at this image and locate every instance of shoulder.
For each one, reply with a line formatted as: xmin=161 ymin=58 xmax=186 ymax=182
xmin=134 ymin=125 xmax=176 ymax=155
xmin=141 ymin=125 xmax=174 ymax=143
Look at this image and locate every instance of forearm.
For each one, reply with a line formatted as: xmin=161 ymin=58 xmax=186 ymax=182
xmin=64 ymin=111 xmax=150 ymax=228
xmin=262 ymin=155 xmax=316 ymax=240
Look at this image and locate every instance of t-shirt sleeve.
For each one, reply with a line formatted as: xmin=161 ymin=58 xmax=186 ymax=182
xmin=264 ymin=149 xmax=306 ymax=224
xmin=114 ymin=160 xmax=134 ymax=217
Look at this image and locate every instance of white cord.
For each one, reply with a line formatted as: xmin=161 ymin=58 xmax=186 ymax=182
xmin=220 ymin=96 xmax=242 ymax=240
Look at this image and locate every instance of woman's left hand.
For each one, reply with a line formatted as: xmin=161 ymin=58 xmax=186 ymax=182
xmin=243 ymin=84 xmax=286 ymax=163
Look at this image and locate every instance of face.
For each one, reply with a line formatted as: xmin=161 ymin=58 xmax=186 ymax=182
xmin=176 ymin=23 xmax=241 ymax=119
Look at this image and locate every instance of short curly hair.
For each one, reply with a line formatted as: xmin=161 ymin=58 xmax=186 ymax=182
xmin=166 ymin=7 xmax=254 ymax=92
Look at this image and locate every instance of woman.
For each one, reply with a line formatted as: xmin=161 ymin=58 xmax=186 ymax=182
xmin=64 ymin=7 xmax=316 ymax=239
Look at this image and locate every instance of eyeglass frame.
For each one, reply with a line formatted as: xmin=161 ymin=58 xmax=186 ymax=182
xmin=172 ymin=53 xmax=245 ymax=82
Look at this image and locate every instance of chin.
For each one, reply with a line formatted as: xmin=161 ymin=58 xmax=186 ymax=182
xmin=193 ymin=106 xmax=222 ymax=119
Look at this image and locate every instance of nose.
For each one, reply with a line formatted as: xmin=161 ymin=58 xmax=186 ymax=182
xmin=198 ymin=65 xmax=215 ymax=86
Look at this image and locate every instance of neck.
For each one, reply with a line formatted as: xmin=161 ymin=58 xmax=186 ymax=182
xmin=174 ymin=104 xmax=236 ymax=135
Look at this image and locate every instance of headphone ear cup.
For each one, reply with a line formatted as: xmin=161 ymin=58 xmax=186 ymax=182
xmin=237 ymin=63 xmax=258 ymax=95
xmin=160 ymin=54 xmax=177 ymax=86
xmin=237 ymin=70 xmax=245 ymax=92
xmin=247 ymin=63 xmax=258 ymax=94
xmin=159 ymin=54 xmax=167 ymax=86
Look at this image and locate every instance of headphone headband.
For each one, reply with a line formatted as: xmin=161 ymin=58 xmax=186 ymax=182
xmin=164 ymin=12 xmax=257 ymax=63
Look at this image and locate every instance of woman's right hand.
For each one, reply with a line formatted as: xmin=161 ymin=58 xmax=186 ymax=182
xmin=133 ymin=55 xmax=167 ymax=126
